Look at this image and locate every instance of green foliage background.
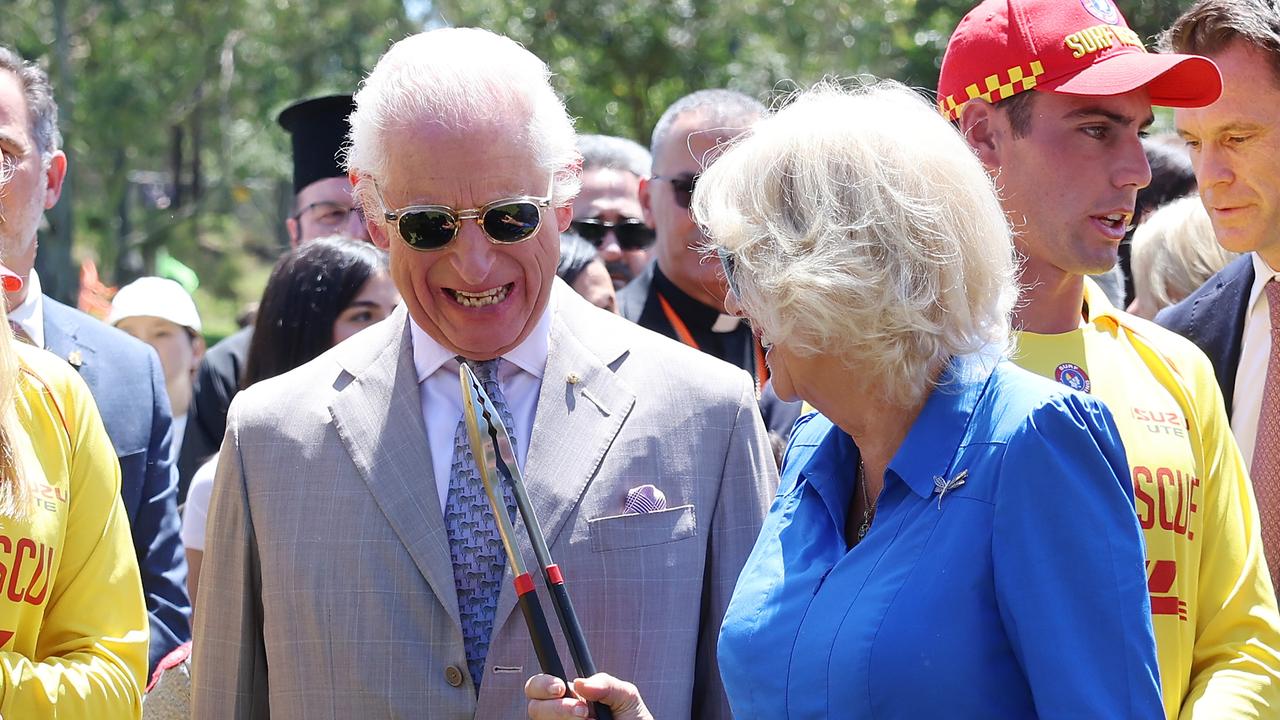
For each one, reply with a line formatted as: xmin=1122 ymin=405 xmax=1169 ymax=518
xmin=3 ymin=0 xmax=1191 ymax=338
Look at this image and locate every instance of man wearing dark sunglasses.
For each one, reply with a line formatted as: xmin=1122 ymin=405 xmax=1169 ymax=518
xmin=191 ymin=27 xmax=777 ymax=720
xmin=571 ymin=134 xmax=655 ymax=290
xmin=177 ymin=94 xmax=373 ymax=499
xmin=618 ymin=90 xmax=770 ymax=390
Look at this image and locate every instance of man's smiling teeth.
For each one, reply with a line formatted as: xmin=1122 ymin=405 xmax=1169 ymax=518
xmin=448 ymin=284 xmax=511 ymax=307
xmin=1099 ymin=213 xmax=1126 ymax=228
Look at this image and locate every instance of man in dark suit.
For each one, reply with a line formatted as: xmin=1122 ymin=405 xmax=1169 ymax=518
xmin=1157 ymin=254 xmax=1255 ymax=415
xmin=177 ymin=94 xmax=369 ymax=498
xmin=0 ymin=46 xmax=189 ymax=673
xmin=1156 ymin=0 xmax=1280 ymax=596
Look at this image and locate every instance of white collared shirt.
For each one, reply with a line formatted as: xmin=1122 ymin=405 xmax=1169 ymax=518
xmin=411 ymin=289 xmax=555 ymax=515
xmin=171 ymin=413 xmax=188 ymax=468
xmin=1232 ymin=252 xmax=1279 ymax=468
xmin=711 ymin=314 xmax=741 ymax=333
xmin=8 ymin=269 xmax=45 ymax=349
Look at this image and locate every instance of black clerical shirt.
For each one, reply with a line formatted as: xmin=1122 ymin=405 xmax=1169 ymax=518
xmin=617 ymin=262 xmax=761 ymax=384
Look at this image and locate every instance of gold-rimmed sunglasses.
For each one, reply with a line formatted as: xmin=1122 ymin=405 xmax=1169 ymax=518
xmin=373 ymin=180 xmax=554 ymax=251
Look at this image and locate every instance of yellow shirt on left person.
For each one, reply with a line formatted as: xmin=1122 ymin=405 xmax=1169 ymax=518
xmin=0 ymin=343 xmax=147 ymax=718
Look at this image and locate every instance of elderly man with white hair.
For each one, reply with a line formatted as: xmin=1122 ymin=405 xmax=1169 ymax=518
xmin=191 ymin=27 xmax=776 ymax=720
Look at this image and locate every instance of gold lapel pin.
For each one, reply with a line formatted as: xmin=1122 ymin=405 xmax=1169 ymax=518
xmin=67 ymin=350 xmax=83 ymax=368
xmin=566 ymin=372 xmax=581 ymax=385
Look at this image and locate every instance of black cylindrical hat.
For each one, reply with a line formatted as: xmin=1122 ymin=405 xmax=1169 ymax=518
xmin=276 ymin=94 xmax=355 ymax=194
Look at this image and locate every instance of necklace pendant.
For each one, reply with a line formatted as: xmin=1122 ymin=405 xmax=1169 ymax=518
xmin=857 ymin=510 xmax=871 ymax=540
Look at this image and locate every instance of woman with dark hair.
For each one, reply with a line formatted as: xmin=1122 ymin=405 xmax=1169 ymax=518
xmin=556 ymin=231 xmax=617 ymax=313
xmin=241 ymin=235 xmax=397 ymax=387
xmin=182 ymin=235 xmax=396 ymax=601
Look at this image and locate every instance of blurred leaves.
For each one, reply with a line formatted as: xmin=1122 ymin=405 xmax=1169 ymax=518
xmin=4 ymin=0 xmax=413 ymax=332
xmin=4 ymin=0 xmax=1191 ymax=332
xmin=436 ymin=0 xmax=1193 ymax=145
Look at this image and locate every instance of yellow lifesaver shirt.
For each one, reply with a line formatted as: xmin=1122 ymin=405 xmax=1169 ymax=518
xmin=1015 ymin=279 xmax=1280 ymax=719
xmin=0 ymin=343 xmax=147 ymax=718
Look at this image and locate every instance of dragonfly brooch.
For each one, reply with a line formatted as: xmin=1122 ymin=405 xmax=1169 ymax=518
xmin=933 ymin=468 xmax=969 ymax=509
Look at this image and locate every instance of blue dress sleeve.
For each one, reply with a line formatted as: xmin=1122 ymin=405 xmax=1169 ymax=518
xmin=992 ymin=394 xmax=1162 ymax=719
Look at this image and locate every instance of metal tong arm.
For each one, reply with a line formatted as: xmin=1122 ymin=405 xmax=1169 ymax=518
xmin=460 ymin=364 xmax=565 ymax=682
xmin=465 ymin=366 xmax=613 ymax=720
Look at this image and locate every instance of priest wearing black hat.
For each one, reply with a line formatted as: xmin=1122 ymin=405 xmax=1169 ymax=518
xmin=177 ymin=94 xmax=370 ymax=500
xmin=281 ymin=94 xmax=371 ymax=247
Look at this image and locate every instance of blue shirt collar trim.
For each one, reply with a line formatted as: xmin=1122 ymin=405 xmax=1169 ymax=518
xmin=795 ymin=352 xmax=1000 ymax=523
xmin=888 ymin=353 xmax=998 ymax=498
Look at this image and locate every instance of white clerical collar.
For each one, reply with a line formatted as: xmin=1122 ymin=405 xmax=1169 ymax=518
xmin=411 ymin=281 xmax=556 ymax=383
xmin=1247 ymin=252 xmax=1280 ymax=316
xmin=711 ymin=314 xmax=741 ymax=333
xmin=8 ymin=269 xmax=45 ymax=349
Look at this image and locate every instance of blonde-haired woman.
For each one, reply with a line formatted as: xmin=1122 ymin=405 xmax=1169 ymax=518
xmin=1128 ymin=196 xmax=1239 ymax=319
xmin=528 ymin=82 xmax=1160 ymax=718
xmin=0 ymin=264 xmax=148 ymax=717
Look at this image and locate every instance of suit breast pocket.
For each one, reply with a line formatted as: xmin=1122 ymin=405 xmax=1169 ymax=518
xmin=587 ymin=504 xmax=696 ymax=553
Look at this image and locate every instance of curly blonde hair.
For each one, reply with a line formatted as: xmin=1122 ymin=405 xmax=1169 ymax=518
xmin=1130 ymin=196 xmax=1238 ymax=316
xmin=693 ymin=80 xmax=1018 ymax=405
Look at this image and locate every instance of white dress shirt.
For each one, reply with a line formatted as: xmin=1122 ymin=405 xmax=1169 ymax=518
xmin=411 ymin=290 xmax=554 ymax=515
xmin=8 ymin=269 xmax=45 ymax=348
xmin=182 ymin=454 xmax=218 ymax=551
xmin=171 ymin=412 xmax=188 ymax=468
xmin=1232 ymin=252 xmax=1278 ymax=468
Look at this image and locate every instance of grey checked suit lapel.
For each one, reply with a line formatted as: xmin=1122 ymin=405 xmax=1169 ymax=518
xmin=330 ymin=310 xmax=461 ymax=626
xmin=491 ymin=289 xmax=636 ymax=632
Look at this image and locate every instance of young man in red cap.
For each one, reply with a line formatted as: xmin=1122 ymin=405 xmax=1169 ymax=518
xmin=940 ymin=0 xmax=1280 ymax=716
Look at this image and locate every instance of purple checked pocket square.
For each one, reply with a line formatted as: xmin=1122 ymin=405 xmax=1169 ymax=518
xmin=623 ymin=484 xmax=668 ymax=514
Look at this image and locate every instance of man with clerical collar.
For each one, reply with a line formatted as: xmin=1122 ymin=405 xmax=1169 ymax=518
xmin=617 ymin=89 xmax=768 ymax=388
xmin=177 ymin=93 xmax=369 ymax=497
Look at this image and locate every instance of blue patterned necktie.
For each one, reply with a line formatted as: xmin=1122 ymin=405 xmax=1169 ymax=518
xmin=445 ymin=357 xmax=518 ymax=690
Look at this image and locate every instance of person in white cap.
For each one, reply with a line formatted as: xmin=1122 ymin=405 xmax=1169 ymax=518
xmin=110 ymin=277 xmax=205 ymax=464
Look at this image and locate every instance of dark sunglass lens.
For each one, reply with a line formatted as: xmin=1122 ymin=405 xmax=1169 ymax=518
xmin=399 ymin=210 xmax=456 ymax=249
xmin=570 ymin=220 xmax=607 ymax=245
xmin=483 ymin=202 xmax=542 ymax=243
xmin=615 ymin=222 xmax=656 ymax=250
xmin=672 ymin=177 xmax=697 ymax=209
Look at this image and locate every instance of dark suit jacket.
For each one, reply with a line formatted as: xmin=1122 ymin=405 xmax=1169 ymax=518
xmin=42 ymin=296 xmax=192 ymax=673
xmin=178 ymin=325 xmax=252 ymax=500
xmin=616 ymin=260 xmax=654 ymax=324
xmin=1155 ymin=254 xmax=1255 ymax=418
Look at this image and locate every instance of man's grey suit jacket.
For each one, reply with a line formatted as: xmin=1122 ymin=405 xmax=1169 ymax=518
xmin=192 ymin=284 xmax=778 ymax=719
